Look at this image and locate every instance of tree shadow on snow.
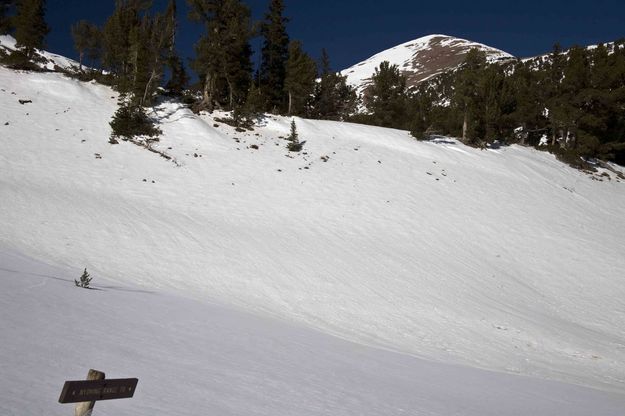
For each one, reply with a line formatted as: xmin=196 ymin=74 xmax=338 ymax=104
xmin=0 ymin=267 xmax=155 ymax=294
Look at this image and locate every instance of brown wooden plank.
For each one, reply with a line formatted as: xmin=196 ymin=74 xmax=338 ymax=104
xmin=58 ymin=378 xmax=138 ymax=404
xmin=73 ymin=369 xmax=105 ymax=416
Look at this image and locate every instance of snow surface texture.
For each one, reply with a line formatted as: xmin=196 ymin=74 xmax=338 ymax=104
xmin=1 ymin=58 xmax=625 ymax=411
xmin=341 ymin=34 xmax=513 ymax=93
xmin=2 ymin=250 xmax=625 ymax=416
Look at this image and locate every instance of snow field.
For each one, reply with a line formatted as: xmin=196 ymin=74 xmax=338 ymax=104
xmin=2 ymin=250 xmax=625 ymax=416
xmin=1 ymin=63 xmax=625 ymax=401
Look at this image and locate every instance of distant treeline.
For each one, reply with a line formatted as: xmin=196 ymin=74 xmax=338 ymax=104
xmin=352 ymin=44 xmax=625 ymax=167
xmin=1 ymin=1 xmax=624 ymax=165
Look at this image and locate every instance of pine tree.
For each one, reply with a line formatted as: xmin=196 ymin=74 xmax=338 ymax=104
xmin=286 ymin=118 xmax=303 ymax=152
xmin=188 ymin=0 xmax=253 ymax=111
xmin=544 ymin=43 xmax=565 ymax=145
xmin=481 ymin=63 xmax=515 ymax=142
xmin=75 ymin=268 xmax=93 ymax=289
xmin=284 ymin=40 xmax=317 ymax=116
xmin=164 ymin=0 xmax=176 ymax=51
xmin=312 ymin=49 xmax=357 ymax=120
xmin=408 ymin=83 xmax=436 ymax=139
xmin=365 ymin=61 xmax=409 ymax=128
xmin=101 ymin=1 xmax=176 ymax=141
xmin=0 ymin=0 xmax=14 ymax=34
xmin=508 ymin=60 xmax=546 ymax=145
xmin=259 ymin=0 xmax=289 ymax=113
xmin=221 ymin=0 xmax=253 ymax=109
xmin=556 ymin=46 xmax=591 ymax=151
xmin=453 ymin=48 xmax=487 ymax=144
xmin=243 ymin=82 xmax=266 ymax=115
xmin=163 ymin=0 xmax=188 ymax=96
xmin=165 ymin=54 xmax=189 ymax=96
xmin=13 ymin=0 xmax=49 ymax=58
xmin=71 ymin=20 xmax=101 ymax=71
xmin=102 ymin=1 xmax=142 ymax=83
xmin=109 ymin=101 xmax=161 ymax=140
xmin=135 ymin=12 xmax=177 ymax=106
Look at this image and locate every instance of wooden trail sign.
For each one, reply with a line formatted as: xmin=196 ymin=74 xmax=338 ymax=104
xmin=59 ymin=369 xmax=138 ymax=416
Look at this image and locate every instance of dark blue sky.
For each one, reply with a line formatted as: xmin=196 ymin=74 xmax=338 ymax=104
xmin=45 ymin=0 xmax=625 ymax=72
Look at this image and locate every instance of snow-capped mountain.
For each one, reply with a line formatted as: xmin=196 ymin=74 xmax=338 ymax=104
xmin=341 ymin=34 xmax=514 ymax=92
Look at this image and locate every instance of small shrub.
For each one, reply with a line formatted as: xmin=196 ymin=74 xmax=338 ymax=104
xmin=287 ymin=141 xmax=303 ymax=152
xmin=109 ymin=104 xmax=161 ymax=141
xmin=75 ymin=268 xmax=92 ymax=288
xmin=286 ymin=119 xmax=304 ymax=152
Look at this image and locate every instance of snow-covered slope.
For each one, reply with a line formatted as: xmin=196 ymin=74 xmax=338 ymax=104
xmin=3 ymin=250 xmax=625 ymax=416
xmin=0 ymin=35 xmax=81 ymax=71
xmin=341 ymin=34 xmax=513 ymax=92
xmin=2 ymin=60 xmax=625 ymax=412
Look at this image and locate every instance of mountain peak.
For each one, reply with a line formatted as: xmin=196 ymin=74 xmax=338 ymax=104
xmin=341 ymin=34 xmax=514 ymax=92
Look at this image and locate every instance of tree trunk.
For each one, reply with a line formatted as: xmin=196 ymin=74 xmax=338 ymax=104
xmin=226 ymin=78 xmax=234 ymax=110
xmin=79 ymin=51 xmax=84 ymax=72
xmin=462 ymin=109 xmax=468 ymax=142
xmin=142 ymin=69 xmax=158 ymax=107
xmin=288 ymin=91 xmax=293 ymax=115
xmin=201 ymin=72 xmax=214 ymax=112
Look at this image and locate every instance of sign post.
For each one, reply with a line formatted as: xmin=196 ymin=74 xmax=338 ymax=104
xmin=59 ymin=369 xmax=138 ymax=416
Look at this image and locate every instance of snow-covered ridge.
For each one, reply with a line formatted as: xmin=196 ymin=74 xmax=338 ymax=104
xmin=0 ymin=35 xmax=80 ymax=71
xmin=522 ymin=39 xmax=621 ymax=64
xmin=341 ymin=34 xmax=514 ymax=93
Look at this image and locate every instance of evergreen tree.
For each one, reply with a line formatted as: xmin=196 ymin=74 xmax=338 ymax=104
xmin=560 ymin=46 xmax=592 ymax=152
xmin=286 ymin=118 xmax=303 ymax=152
xmin=259 ymin=0 xmax=289 ymax=112
xmin=165 ymin=54 xmax=189 ymax=96
xmin=481 ymin=63 xmax=515 ymax=141
xmin=13 ymin=0 xmax=49 ymax=58
xmin=101 ymin=0 xmax=147 ymax=83
xmin=109 ymin=101 xmax=161 ymax=140
xmin=165 ymin=0 xmax=176 ymax=50
xmin=453 ymin=48 xmax=487 ymax=144
xmin=408 ymin=83 xmax=436 ymax=139
xmin=188 ymin=0 xmax=254 ymax=111
xmin=365 ymin=61 xmax=409 ymax=128
xmin=284 ymin=40 xmax=317 ymax=116
xmin=0 ymin=0 xmax=14 ymax=34
xmin=603 ymin=41 xmax=625 ymax=163
xmin=71 ymin=20 xmax=101 ymax=71
xmin=312 ymin=49 xmax=357 ymax=120
xmin=134 ymin=12 xmax=177 ymax=106
xmin=75 ymin=268 xmax=93 ymax=289
xmin=544 ymin=43 xmax=565 ymax=145
xmin=508 ymin=60 xmax=547 ymax=145
xmin=163 ymin=0 xmax=188 ymax=96
xmin=221 ymin=0 xmax=253 ymax=109
xmin=243 ymin=82 xmax=266 ymax=115
xmin=102 ymin=1 xmax=176 ymax=140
